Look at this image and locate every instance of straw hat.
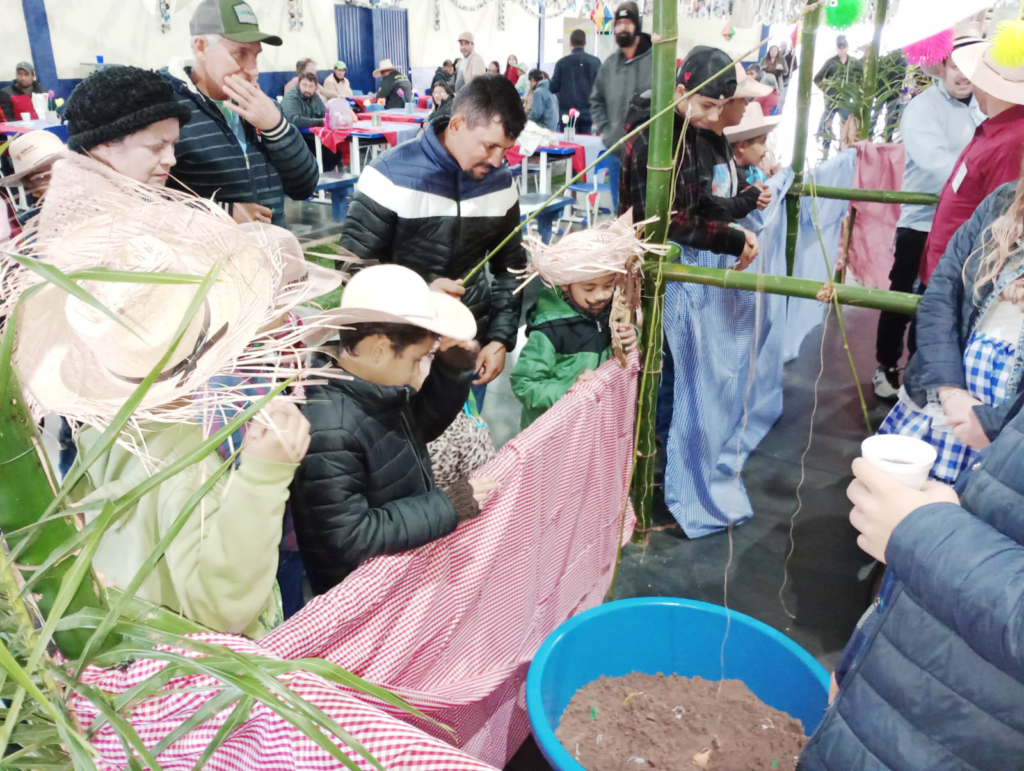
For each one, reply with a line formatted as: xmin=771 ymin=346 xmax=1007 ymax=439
xmin=372 ymin=59 xmax=398 ymax=78
xmin=952 ymin=41 xmax=1024 ymax=107
xmin=733 ymin=63 xmax=772 ymax=99
xmin=0 ymin=130 xmax=66 ymax=187
xmin=724 ymin=102 xmax=781 ymax=143
xmin=13 ymin=220 xmax=274 ymax=424
xmin=239 ymin=223 xmax=342 ymax=307
xmin=306 ymin=264 xmax=477 ymax=347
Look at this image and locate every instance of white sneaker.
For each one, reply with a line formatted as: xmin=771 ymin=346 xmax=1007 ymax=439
xmin=872 ymin=367 xmax=900 ymax=400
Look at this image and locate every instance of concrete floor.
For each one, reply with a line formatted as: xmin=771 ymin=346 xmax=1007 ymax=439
xmin=284 ymin=200 xmax=891 ymax=771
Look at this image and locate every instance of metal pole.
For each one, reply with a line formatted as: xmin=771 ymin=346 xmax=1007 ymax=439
xmin=651 ymin=262 xmax=921 ymax=315
xmin=785 ymin=2 xmax=821 ymax=276
xmin=859 ymin=0 xmax=891 ymax=141
xmin=633 ymin=0 xmax=677 ymax=540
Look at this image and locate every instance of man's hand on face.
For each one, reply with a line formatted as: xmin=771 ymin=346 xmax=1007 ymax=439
xmin=222 ymin=74 xmax=283 ymax=132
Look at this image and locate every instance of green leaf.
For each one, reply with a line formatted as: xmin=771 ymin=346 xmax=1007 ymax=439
xmin=191 ymin=694 xmax=254 ymax=771
xmin=66 ymin=269 xmax=210 ymax=286
xmin=151 ymin=687 xmax=242 ymax=756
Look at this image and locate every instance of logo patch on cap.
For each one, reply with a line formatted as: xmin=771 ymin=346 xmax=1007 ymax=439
xmin=234 ymin=2 xmax=258 ymax=25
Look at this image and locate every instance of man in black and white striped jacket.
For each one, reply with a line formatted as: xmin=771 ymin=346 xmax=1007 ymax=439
xmin=160 ymin=0 xmax=318 ymax=227
xmin=339 ymin=75 xmax=528 ymax=391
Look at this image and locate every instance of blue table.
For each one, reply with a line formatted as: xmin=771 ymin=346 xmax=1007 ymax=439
xmin=520 ymin=194 xmax=573 ymax=244
xmin=315 ymin=171 xmax=358 ymax=222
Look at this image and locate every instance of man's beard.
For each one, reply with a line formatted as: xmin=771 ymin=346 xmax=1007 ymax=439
xmin=615 ymin=31 xmax=637 ymax=48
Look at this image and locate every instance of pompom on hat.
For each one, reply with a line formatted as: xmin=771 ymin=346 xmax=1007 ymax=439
xmin=952 ymin=38 xmax=1024 ymax=107
xmin=65 ymin=65 xmax=191 ymax=153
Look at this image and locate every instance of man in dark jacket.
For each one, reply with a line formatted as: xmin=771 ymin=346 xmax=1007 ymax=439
xmin=0 ymin=61 xmax=46 ymax=122
xmin=339 ymin=75 xmax=528 ymax=402
xmin=160 ymin=0 xmax=318 ymax=227
xmin=590 ymin=1 xmax=653 ymax=212
xmin=814 ymin=35 xmax=863 ymax=151
xmin=291 ymin=265 xmax=496 ymax=594
xmin=550 ymin=30 xmax=601 ymax=134
xmin=434 ymin=60 xmax=456 ymax=92
xmin=374 ymin=59 xmax=411 ymax=109
xmin=282 ymin=72 xmax=340 ymax=172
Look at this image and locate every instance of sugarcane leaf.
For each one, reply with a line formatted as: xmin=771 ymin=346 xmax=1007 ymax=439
xmin=55 ymin=721 xmax=98 ymax=771
xmin=51 ymin=674 xmax=160 ymax=771
xmin=0 ymin=741 xmax=69 ymax=768
xmin=71 ymin=448 xmax=242 ymax=679
xmin=66 ymin=269 xmax=209 ymax=285
xmin=151 ymin=686 xmax=242 ymax=757
xmin=2 ymin=252 xmax=138 ymax=337
xmin=191 ymin=694 xmax=254 ymax=771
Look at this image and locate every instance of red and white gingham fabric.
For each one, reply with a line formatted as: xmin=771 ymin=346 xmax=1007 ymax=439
xmin=72 ymin=355 xmax=638 ymax=770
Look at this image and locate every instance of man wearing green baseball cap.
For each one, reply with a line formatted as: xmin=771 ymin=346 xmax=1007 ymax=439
xmin=322 ymin=60 xmax=353 ymax=100
xmin=158 ymin=0 xmax=318 ymax=227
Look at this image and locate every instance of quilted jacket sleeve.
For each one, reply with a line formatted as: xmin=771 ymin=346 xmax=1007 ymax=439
xmin=888 ymin=501 xmax=1024 ymax=681
xmin=296 ymin=394 xmax=459 ymax=592
xmin=510 ymin=330 xmax=571 ymax=414
xmin=337 ymin=167 xmax=399 ymax=261
xmin=412 ymin=355 xmax=476 ymax=444
xmin=259 ymin=114 xmax=320 ymax=202
xmin=483 ymin=195 xmax=527 ymax=350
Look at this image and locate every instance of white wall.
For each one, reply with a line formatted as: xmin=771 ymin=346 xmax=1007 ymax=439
xmin=1 ymin=0 xmax=34 ymax=79
xmin=28 ymin=0 xmax=339 ymax=81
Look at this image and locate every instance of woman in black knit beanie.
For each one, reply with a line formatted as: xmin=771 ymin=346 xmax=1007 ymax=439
xmin=64 ymin=65 xmax=191 ymax=186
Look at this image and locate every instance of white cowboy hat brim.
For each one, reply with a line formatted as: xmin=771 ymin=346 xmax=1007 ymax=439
xmin=304 ymin=292 xmax=478 ymax=347
xmin=372 ymin=68 xmax=396 ymax=78
xmin=725 ymin=116 xmax=782 ymax=143
xmin=0 ymin=152 xmax=64 ymax=187
xmin=953 ymin=42 xmax=1024 ymax=107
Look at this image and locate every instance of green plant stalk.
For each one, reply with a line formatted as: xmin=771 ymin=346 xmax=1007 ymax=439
xmin=649 ymin=263 xmax=919 ymax=314
xmin=859 ymin=0 xmax=891 ymax=141
xmin=630 ymin=0 xmax=678 ymax=541
xmin=788 ymin=184 xmax=938 ymax=206
xmin=807 ymin=181 xmax=873 ymax=433
xmin=786 ymin=0 xmax=821 ymax=277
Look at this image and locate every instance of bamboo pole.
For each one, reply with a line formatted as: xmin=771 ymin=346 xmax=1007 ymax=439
xmin=858 ymin=0 xmax=891 ymax=140
xmin=650 ymin=262 xmax=920 ymax=315
xmin=785 ymin=1 xmax=821 ymax=276
xmin=789 ymin=184 xmax=938 ymax=206
xmin=632 ymin=0 xmax=677 ymax=540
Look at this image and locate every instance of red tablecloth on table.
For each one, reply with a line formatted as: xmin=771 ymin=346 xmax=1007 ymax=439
xmin=505 ymin=141 xmax=587 ymax=182
xmin=374 ymin=113 xmax=421 ymax=124
xmin=417 ymin=95 xmax=430 ymax=109
xmin=312 ymin=125 xmax=398 ymax=166
xmin=0 ymin=122 xmax=33 ymax=135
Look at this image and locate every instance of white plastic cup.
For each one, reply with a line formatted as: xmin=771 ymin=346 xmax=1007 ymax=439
xmin=861 ymin=435 xmax=937 ymax=490
xmin=20 ymin=113 xmax=31 ymax=121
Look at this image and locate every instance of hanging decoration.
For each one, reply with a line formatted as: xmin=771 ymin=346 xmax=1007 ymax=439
xmin=824 ymin=0 xmax=864 ymax=30
xmin=159 ymin=0 xmax=171 ymax=33
xmin=288 ymin=0 xmax=304 ymax=31
xmin=750 ymin=0 xmax=812 ymax=26
xmin=722 ymin=19 xmax=736 ymax=41
xmin=681 ymin=0 xmax=738 ymax=21
xmin=499 ymin=0 xmax=506 ymax=29
xmin=990 ymin=20 xmax=1024 ymax=68
xmin=448 ymin=0 xmax=492 ymax=11
xmin=903 ymin=28 xmax=954 ymax=67
xmin=435 ymin=0 xmax=442 ymax=29
xmin=513 ymin=0 xmax=571 ymax=18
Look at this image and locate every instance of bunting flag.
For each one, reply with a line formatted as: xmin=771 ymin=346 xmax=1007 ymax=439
xmin=722 ymin=20 xmax=737 ymax=41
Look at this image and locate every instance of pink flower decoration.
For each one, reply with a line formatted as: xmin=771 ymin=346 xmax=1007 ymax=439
xmin=569 ymin=108 xmax=579 ymax=117
xmin=397 ymin=88 xmax=405 ymax=98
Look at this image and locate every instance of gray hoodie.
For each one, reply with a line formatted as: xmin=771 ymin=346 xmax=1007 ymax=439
xmin=589 ymin=33 xmax=653 ymax=154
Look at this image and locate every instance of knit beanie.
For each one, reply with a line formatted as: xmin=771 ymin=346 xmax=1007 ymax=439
xmin=66 ymin=66 xmax=192 ymax=153
xmin=614 ymin=1 xmax=641 ymax=30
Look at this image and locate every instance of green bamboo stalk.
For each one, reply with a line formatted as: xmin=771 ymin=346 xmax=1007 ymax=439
xmin=789 ymin=184 xmax=937 ymax=206
xmin=631 ymin=0 xmax=677 ymax=540
xmin=859 ymin=0 xmax=891 ymax=140
xmin=650 ymin=263 xmax=919 ymax=315
xmin=785 ymin=0 xmax=821 ymax=277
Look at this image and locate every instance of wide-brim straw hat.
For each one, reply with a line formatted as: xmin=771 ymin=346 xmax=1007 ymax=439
xmin=373 ymin=59 xmax=398 ymax=78
xmin=0 ymin=130 xmax=66 ymax=187
xmin=733 ymin=63 xmax=772 ymax=99
xmin=304 ymin=264 xmax=477 ymax=347
xmin=953 ymin=41 xmax=1024 ymax=107
xmin=724 ymin=102 xmax=781 ymax=143
xmin=239 ymin=223 xmax=343 ymax=308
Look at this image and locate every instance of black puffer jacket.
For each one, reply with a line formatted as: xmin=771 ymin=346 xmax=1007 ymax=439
xmin=338 ymin=117 xmax=526 ymax=351
xmin=291 ymin=355 xmax=474 ymax=595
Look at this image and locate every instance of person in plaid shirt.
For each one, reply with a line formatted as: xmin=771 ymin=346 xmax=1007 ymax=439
xmin=619 ymin=46 xmax=759 ymax=268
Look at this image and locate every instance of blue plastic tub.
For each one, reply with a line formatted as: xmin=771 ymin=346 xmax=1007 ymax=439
xmin=526 ymin=597 xmax=830 ymax=770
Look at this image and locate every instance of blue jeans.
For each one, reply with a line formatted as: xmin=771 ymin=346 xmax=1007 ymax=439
xmin=277 ymin=549 xmax=307 ymax=620
xmin=655 ymin=342 xmax=675 ymax=441
xmin=471 ymin=384 xmax=487 ymax=411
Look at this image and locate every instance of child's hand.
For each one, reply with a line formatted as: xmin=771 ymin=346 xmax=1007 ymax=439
xmin=470 ymin=476 xmax=500 ymax=504
xmin=616 ymin=323 xmax=638 ymax=352
xmin=243 ymin=400 xmax=311 ymax=465
xmin=847 ymin=458 xmax=961 ymax=563
xmin=436 ymin=337 xmax=480 ymax=370
xmin=755 ymin=182 xmax=772 ymax=210
xmin=576 ymin=370 xmax=597 ymax=384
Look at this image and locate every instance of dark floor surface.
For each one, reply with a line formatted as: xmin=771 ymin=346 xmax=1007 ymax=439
xmin=284 ymin=200 xmax=893 ymax=771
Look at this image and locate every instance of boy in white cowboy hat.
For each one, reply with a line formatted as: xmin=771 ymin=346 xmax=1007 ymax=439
xmin=725 ymin=102 xmax=781 ymax=187
xmin=290 ymin=265 xmax=499 ymax=597
xmin=374 ymin=58 xmax=411 ymax=109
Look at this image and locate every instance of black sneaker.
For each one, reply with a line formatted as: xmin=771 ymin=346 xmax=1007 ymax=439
xmin=872 ymin=367 xmax=900 ymax=400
